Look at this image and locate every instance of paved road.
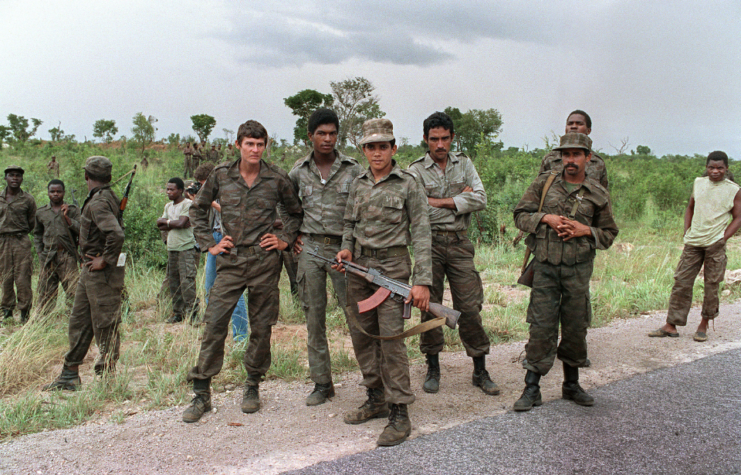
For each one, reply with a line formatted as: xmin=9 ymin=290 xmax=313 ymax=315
xmin=285 ymin=348 xmax=741 ymax=475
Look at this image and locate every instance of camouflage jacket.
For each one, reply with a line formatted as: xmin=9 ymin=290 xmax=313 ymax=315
xmin=33 ymin=203 xmax=81 ymax=266
xmin=514 ymin=172 xmax=618 ymax=266
xmin=342 ymin=161 xmax=432 ymax=286
xmin=190 ymin=158 xmax=303 ymax=251
xmin=540 ymin=150 xmax=609 ymax=189
xmin=407 ymin=151 xmax=486 ymax=232
xmin=0 ymin=188 xmax=37 ymax=235
xmin=286 ymin=150 xmax=363 ymax=237
xmin=80 ymin=185 xmax=125 ymax=267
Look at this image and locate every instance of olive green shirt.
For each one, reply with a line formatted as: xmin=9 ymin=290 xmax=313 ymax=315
xmin=33 ymin=202 xmax=81 ymax=266
xmin=0 ymin=188 xmax=37 ymax=235
xmin=80 ymin=185 xmax=125 ymax=267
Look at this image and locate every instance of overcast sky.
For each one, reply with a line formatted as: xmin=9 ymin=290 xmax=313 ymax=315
xmin=2 ymin=0 xmax=739 ymax=157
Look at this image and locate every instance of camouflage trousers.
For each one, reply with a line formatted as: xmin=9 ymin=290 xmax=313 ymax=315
xmin=296 ymin=236 xmax=348 ymax=385
xmin=667 ymin=239 xmax=726 ymax=326
xmin=38 ymin=251 xmax=79 ymax=313
xmin=65 ymin=264 xmax=126 ymax=373
xmin=184 ymin=155 xmax=194 ymax=178
xmin=347 ymin=252 xmax=414 ymax=405
xmin=187 ymin=246 xmax=281 ymax=382
xmin=168 ymin=248 xmax=199 ymax=318
xmin=0 ymin=234 xmax=33 ymax=313
xmin=523 ymin=259 xmax=593 ymax=376
xmin=281 ymin=250 xmax=299 ymax=296
xmin=419 ymin=234 xmax=490 ymax=357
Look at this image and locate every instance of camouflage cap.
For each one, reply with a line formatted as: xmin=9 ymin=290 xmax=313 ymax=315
xmin=553 ymin=132 xmax=592 ymax=152
xmin=83 ymin=156 xmax=113 ymax=177
xmin=358 ymin=118 xmax=395 ymax=145
xmin=4 ymin=165 xmax=24 ymax=175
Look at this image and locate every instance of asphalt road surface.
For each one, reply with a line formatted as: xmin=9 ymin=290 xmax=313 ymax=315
xmin=285 ymin=348 xmax=741 ymax=475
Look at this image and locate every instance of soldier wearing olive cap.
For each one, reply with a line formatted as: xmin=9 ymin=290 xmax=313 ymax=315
xmin=0 ymin=165 xmax=37 ymax=324
xmin=513 ymin=133 xmax=618 ymax=412
xmin=44 ymin=156 xmax=126 ymax=390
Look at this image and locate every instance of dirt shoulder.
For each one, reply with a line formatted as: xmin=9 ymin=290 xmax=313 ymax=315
xmin=2 ymin=304 xmax=740 ymax=475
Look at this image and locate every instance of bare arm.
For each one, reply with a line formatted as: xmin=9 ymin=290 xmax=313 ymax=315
xmin=684 ymin=196 xmax=695 ymax=235
xmin=724 ymin=191 xmax=741 ymax=242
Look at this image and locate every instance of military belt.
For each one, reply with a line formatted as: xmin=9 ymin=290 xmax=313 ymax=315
xmin=433 ymin=230 xmax=467 ymax=238
xmin=234 ymin=244 xmax=261 ymax=256
xmin=306 ymin=233 xmax=342 ymax=245
xmin=358 ymin=245 xmax=408 ymax=259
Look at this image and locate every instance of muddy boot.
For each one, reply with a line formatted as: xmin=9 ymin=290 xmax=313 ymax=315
xmin=472 ymin=356 xmax=500 ymax=395
xmin=377 ymin=403 xmax=411 ymax=447
xmin=306 ymin=381 xmax=335 ymax=406
xmin=19 ymin=310 xmax=29 ymax=324
xmin=423 ymin=353 xmax=440 ymax=394
xmin=343 ymin=387 xmax=389 ymax=424
xmin=514 ymin=370 xmax=542 ymax=412
xmin=42 ymin=365 xmax=81 ymax=391
xmin=183 ymin=378 xmax=212 ymax=423
xmin=562 ymin=363 xmax=594 ymax=406
xmin=241 ymin=377 xmax=260 ymax=414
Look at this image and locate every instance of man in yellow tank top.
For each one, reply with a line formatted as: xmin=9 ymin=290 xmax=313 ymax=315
xmin=649 ymin=151 xmax=741 ymax=342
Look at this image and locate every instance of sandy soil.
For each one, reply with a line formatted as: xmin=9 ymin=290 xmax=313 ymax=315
xmin=1 ymin=303 xmax=740 ymax=475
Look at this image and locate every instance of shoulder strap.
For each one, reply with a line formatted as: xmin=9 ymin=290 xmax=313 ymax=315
xmin=521 ymin=171 xmax=559 ymax=273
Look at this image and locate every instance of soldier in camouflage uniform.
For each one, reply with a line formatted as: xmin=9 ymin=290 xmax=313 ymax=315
xmin=283 ymin=108 xmax=363 ymax=406
xmin=540 ymin=110 xmax=608 ymax=189
xmin=335 ymin=118 xmax=432 ymax=447
xmin=183 ymin=142 xmax=195 ymax=178
xmin=34 ymin=179 xmax=81 ymax=313
xmin=47 ymin=156 xmax=60 ymax=178
xmin=513 ymin=133 xmax=618 ymax=411
xmin=182 ymin=120 xmax=302 ymax=423
xmin=44 ymin=156 xmax=126 ymax=390
xmin=407 ymin=112 xmax=499 ymax=396
xmin=0 ymin=165 xmax=37 ymax=324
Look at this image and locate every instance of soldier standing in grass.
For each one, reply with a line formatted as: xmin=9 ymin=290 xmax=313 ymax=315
xmin=283 ymin=108 xmax=363 ymax=406
xmin=334 ymin=118 xmax=431 ymax=447
xmin=47 ymin=155 xmax=60 ymax=178
xmin=182 ymin=120 xmax=302 ymax=423
xmin=183 ymin=142 xmax=195 ymax=178
xmin=34 ymin=179 xmax=81 ymax=313
xmin=513 ymin=133 xmax=617 ymax=412
xmin=0 ymin=165 xmax=37 ymax=324
xmin=44 ymin=156 xmax=126 ymax=390
xmin=406 ymin=112 xmax=499 ymax=396
xmin=649 ymin=151 xmax=741 ymax=342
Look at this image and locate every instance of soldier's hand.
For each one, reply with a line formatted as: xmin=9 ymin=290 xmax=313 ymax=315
xmin=61 ymin=204 xmax=69 ymax=216
xmin=557 ymin=219 xmax=592 ymax=241
xmin=541 ymin=214 xmax=568 ymax=231
xmin=407 ymin=285 xmax=430 ymax=312
xmin=84 ymin=255 xmax=107 ymax=271
xmin=293 ymin=235 xmax=304 ymax=254
xmin=209 ymin=235 xmax=234 ymax=255
xmin=462 ymin=186 xmax=473 ymax=193
xmin=260 ymin=233 xmax=288 ymax=251
xmin=333 ymin=249 xmax=352 ymax=272
xmin=211 ymin=201 xmax=221 ymax=213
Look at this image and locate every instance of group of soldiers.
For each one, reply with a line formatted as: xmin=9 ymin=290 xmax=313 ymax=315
xmin=182 ymin=142 xmax=239 ymax=178
xmin=23 ymin=107 xmax=735 ymax=449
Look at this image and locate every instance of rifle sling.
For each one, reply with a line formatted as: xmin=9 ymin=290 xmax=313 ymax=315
xmin=346 ymin=304 xmax=448 ymax=341
xmin=521 ymin=171 xmax=559 ymax=273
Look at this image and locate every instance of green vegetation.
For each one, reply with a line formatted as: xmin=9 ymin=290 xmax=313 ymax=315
xmin=0 ymin=136 xmax=738 ymax=440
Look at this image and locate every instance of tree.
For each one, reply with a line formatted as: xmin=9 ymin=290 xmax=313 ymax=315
xmin=93 ymin=119 xmax=119 ymax=143
xmin=131 ymin=113 xmax=157 ymax=157
xmin=0 ymin=126 xmax=8 ymax=150
xmin=7 ymin=114 xmax=42 ymax=143
xmin=222 ymin=128 xmax=234 ymax=144
xmin=444 ymin=107 xmax=502 ymax=158
xmin=48 ymin=122 xmax=64 ymax=142
xmin=635 ymin=145 xmax=652 ymax=156
xmin=330 ymin=77 xmax=385 ymax=149
xmin=283 ymin=89 xmax=334 ymax=145
xmin=190 ymin=114 xmax=216 ymax=143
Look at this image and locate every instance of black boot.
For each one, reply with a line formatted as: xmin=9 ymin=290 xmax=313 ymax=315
xmin=562 ymin=363 xmax=594 ymax=406
xmin=377 ymin=403 xmax=411 ymax=446
xmin=241 ymin=375 xmax=261 ymax=414
xmin=344 ymin=387 xmax=389 ymax=424
xmin=472 ymin=356 xmax=500 ymax=395
xmin=42 ymin=365 xmax=81 ymax=391
xmin=20 ymin=310 xmax=29 ymax=324
xmin=514 ymin=370 xmax=542 ymax=411
xmin=2 ymin=308 xmax=13 ymax=321
xmin=183 ymin=378 xmax=212 ymax=423
xmin=423 ymin=353 xmax=440 ymax=393
xmin=306 ymin=381 xmax=335 ymax=406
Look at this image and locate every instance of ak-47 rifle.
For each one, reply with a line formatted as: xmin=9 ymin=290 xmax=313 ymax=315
xmin=119 ymin=165 xmax=137 ymax=219
xmin=69 ymin=188 xmax=80 ymax=208
xmin=307 ymin=248 xmax=460 ymax=340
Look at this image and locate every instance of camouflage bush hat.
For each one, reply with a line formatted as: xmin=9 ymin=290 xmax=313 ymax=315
xmin=553 ymin=132 xmax=592 ymax=152
xmin=83 ymin=156 xmax=113 ymax=176
xmin=4 ymin=165 xmax=24 ymax=175
xmin=359 ymin=118 xmax=395 ymax=145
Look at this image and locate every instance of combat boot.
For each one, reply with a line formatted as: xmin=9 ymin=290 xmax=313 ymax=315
xmin=472 ymin=356 xmax=500 ymax=395
xmin=562 ymin=363 xmax=594 ymax=406
xmin=306 ymin=381 xmax=335 ymax=406
xmin=2 ymin=308 xmax=13 ymax=321
xmin=183 ymin=378 xmax=212 ymax=423
xmin=19 ymin=310 xmax=29 ymax=324
xmin=514 ymin=370 xmax=542 ymax=411
xmin=422 ymin=353 xmax=440 ymax=394
xmin=241 ymin=378 xmax=260 ymax=414
xmin=377 ymin=403 xmax=411 ymax=447
xmin=343 ymin=387 xmax=389 ymax=424
xmin=42 ymin=365 xmax=81 ymax=391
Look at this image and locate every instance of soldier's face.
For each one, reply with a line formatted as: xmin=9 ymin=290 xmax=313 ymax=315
xmin=363 ymin=142 xmax=397 ymax=175
xmin=562 ymin=149 xmax=591 ymax=178
xmin=706 ymin=160 xmax=728 ymax=182
xmin=166 ymin=183 xmax=183 ymax=201
xmin=308 ymin=123 xmax=338 ymax=156
xmin=566 ymin=114 xmax=591 ymax=135
xmin=236 ymin=137 xmax=266 ymax=165
xmin=5 ymin=172 xmax=23 ymax=189
xmin=424 ymin=127 xmax=454 ymax=162
xmin=48 ymin=184 xmax=65 ymax=204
